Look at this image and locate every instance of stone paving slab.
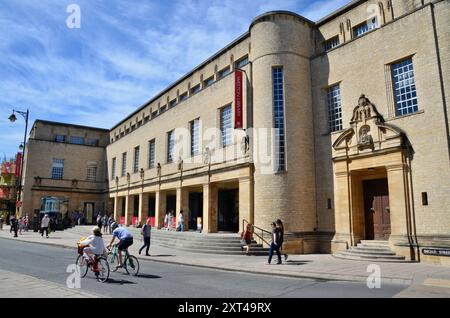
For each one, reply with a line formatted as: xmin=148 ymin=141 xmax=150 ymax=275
xmin=0 ymin=269 xmax=100 ymax=298
xmin=1 ymin=226 xmax=450 ymax=288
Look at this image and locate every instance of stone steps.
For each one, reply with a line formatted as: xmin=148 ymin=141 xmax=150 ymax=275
xmin=66 ymin=226 xmax=270 ymax=256
xmin=333 ymin=240 xmax=407 ymax=262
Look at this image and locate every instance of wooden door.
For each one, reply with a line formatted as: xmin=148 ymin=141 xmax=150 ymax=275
xmin=363 ymin=179 xmax=391 ymax=240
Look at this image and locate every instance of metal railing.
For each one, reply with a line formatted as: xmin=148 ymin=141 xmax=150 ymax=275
xmin=242 ymin=219 xmax=271 ymax=246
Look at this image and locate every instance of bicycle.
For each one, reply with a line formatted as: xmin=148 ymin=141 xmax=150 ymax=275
xmin=76 ymin=245 xmax=110 ymax=283
xmin=107 ymin=244 xmax=140 ymax=276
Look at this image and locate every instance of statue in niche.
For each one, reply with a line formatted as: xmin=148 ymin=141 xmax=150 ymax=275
xmin=241 ymin=133 xmax=250 ymax=155
xmin=203 ymin=147 xmax=211 ymax=165
xmin=359 ymin=125 xmax=373 ymax=149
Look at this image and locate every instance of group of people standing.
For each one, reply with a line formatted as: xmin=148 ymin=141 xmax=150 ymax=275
xmin=96 ymin=214 xmax=115 ymax=234
xmin=163 ymin=210 xmax=185 ymax=232
xmin=8 ymin=215 xmax=30 ymax=238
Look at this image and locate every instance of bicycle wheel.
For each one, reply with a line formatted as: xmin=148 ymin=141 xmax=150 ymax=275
xmin=95 ymin=257 xmax=110 ymax=283
xmin=107 ymin=252 xmax=120 ymax=272
xmin=124 ymin=255 xmax=140 ymax=276
xmin=75 ymin=255 xmax=89 ymax=278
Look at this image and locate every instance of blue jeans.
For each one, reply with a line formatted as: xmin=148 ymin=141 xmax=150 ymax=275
xmin=268 ymin=243 xmax=282 ymax=264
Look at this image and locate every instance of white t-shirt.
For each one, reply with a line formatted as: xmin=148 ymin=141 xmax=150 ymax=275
xmin=41 ymin=217 xmax=50 ymax=228
xmin=80 ymin=235 xmax=106 ymax=255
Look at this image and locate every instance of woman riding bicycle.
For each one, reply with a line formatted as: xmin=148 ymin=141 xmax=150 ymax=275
xmin=79 ymin=226 xmax=106 ymax=265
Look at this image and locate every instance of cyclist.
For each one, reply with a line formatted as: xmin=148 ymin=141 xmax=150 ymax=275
xmin=107 ymin=222 xmax=134 ymax=269
xmin=79 ymin=226 xmax=106 ymax=263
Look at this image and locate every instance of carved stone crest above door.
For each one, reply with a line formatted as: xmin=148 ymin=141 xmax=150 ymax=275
xmin=333 ymin=94 xmax=406 ymax=160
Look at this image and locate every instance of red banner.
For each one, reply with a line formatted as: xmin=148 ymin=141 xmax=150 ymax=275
xmin=15 ymin=152 xmax=22 ymax=177
xmin=234 ymin=70 xmax=243 ymax=129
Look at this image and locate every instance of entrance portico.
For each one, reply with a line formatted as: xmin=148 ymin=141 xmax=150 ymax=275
xmin=331 ymin=95 xmax=417 ymax=261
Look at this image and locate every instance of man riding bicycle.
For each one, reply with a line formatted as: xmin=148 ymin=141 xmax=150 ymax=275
xmin=107 ymin=222 xmax=134 ymax=270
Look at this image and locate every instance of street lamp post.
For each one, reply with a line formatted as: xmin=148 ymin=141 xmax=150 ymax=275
xmin=9 ymin=109 xmax=29 ymax=216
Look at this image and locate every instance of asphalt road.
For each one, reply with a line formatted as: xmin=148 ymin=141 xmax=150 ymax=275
xmin=0 ymin=238 xmax=408 ymax=298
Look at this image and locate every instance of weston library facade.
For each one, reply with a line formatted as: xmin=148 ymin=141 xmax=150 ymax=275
xmin=21 ymin=0 xmax=449 ymax=264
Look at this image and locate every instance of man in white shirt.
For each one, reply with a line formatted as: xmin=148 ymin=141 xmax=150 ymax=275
xmin=40 ymin=214 xmax=50 ymax=238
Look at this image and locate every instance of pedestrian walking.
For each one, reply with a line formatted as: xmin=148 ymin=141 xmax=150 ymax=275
xmin=0 ymin=216 xmax=3 ymax=230
xmin=139 ymin=218 xmax=152 ymax=256
xmin=108 ymin=215 xmax=114 ymax=233
xmin=265 ymin=222 xmax=282 ymax=265
xmin=102 ymin=214 xmax=108 ymax=234
xmin=240 ymin=223 xmax=253 ymax=255
xmin=10 ymin=215 xmax=18 ymax=237
xmin=176 ymin=210 xmax=184 ymax=232
xmin=164 ymin=212 xmax=170 ymax=231
xmin=18 ymin=217 xmax=23 ymax=235
xmin=41 ymin=214 xmax=50 ymax=238
xmin=97 ymin=214 xmax=103 ymax=232
xmin=276 ymin=219 xmax=288 ymax=262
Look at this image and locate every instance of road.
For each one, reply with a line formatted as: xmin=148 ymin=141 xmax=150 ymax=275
xmin=0 ymin=238 xmax=408 ymax=298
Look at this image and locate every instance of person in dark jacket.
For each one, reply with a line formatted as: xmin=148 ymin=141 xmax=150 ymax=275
xmin=276 ymin=219 xmax=288 ymax=262
xmin=265 ymin=222 xmax=282 ymax=265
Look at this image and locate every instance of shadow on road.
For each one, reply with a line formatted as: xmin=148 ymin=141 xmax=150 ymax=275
xmin=104 ymin=278 xmax=136 ymax=285
xmin=136 ymin=274 xmax=162 ymax=279
xmin=284 ymin=261 xmax=313 ymax=266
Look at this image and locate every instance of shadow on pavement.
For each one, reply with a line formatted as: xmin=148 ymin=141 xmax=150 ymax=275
xmin=136 ymin=274 xmax=162 ymax=279
xmin=284 ymin=261 xmax=313 ymax=266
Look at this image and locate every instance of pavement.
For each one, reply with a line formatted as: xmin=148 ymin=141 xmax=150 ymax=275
xmin=0 ymin=269 xmax=100 ymax=298
xmin=1 ymin=225 xmax=450 ymax=297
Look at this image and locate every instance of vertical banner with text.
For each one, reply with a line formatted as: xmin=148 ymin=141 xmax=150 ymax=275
xmin=234 ymin=70 xmax=243 ymax=129
xmin=15 ymin=152 xmax=22 ymax=177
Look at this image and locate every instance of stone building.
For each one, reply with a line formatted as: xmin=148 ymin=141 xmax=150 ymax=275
xmin=20 ymin=0 xmax=450 ymax=264
xmin=21 ymin=120 xmax=109 ymax=224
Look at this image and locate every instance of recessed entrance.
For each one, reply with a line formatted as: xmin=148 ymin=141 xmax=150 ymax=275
xmin=189 ymin=192 xmax=203 ymax=231
xmin=218 ymin=189 xmax=239 ymax=232
xmin=363 ymin=178 xmax=391 ymax=241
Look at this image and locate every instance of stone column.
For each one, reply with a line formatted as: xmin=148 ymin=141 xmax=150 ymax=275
xmin=115 ymin=196 xmax=124 ymax=223
xmin=113 ymin=196 xmax=119 ymax=222
xmin=203 ymin=183 xmax=218 ymax=233
xmin=176 ymin=187 xmax=189 ymax=231
xmin=124 ymin=195 xmax=134 ymax=226
xmin=155 ymin=190 xmax=166 ymax=229
xmin=386 ymin=163 xmax=409 ymax=238
xmin=138 ymin=193 xmax=149 ymax=224
xmin=239 ymin=177 xmax=254 ymax=233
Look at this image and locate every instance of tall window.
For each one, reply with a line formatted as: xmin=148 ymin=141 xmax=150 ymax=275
xmin=111 ymin=157 xmax=116 ymax=179
xmin=220 ymin=105 xmax=232 ymax=147
xmin=167 ymin=130 xmax=175 ymax=163
xmin=191 ymin=119 xmax=200 ymax=156
xmin=327 ymin=84 xmax=343 ymax=132
xmin=353 ymin=17 xmax=378 ymax=38
xmin=148 ymin=139 xmax=155 ymax=169
xmin=69 ymin=136 xmax=84 ymax=145
xmin=121 ymin=152 xmax=127 ymax=177
xmin=86 ymin=164 xmax=97 ymax=181
xmin=52 ymin=158 xmax=64 ymax=180
xmin=133 ymin=146 xmax=140 ymax=173
xmin=273 ymin=67 xmax=286 ymax=171
xmin=392 ymin=58 xmax=418 ymax=116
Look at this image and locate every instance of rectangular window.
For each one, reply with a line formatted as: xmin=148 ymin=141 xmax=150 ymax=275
xmin=167 ymin=130 xmax=175 ymax=163
xmin=324 ymin=36 xmax=340 ymax=51
xmin=353 ymin=17 xmax=378 ymax=38
xmin=180 ymin=92 xmax=188 ymax=102
xmin=191 ymin=84 xmax=201 ymax=95
xmin=111 ymin=158 xmax=116 ymax=179
xmin=169 ymin=99 xmax=177 ymax=108
xmin=392 ymin=58 xmax=418 ymax=116
xmin=121 ymin=152 xmax=127 ymax=177
xmin=69 ymin=136 xmax=84 ymax=145
xmin=52 ymin=158 xmax=64 ymax=180
xmin=235 ymin=56 xmax=249 ymax=69
xmin=86 ymin=164 xmax=97 ymax=181
xmin=273 ymin=67 xmax=286 ymax=172
xmin=148 ymin=139 xmax=156 ymax=169
xmin=218 ymin=67 xmax=231 ymax=79
xmin=190 ymin=119 xmax=200 ymax=156
xmin=327 ymin=84 xmax=343 ymax=132
xmin=220 ymin=105 xmax=232 ymax=147
xmin=55 ymin=135 xmax=66 ymax=143
xmin=133 ymin=146 xmax=140 ymax=173
xmin=204 ymin=76 xmax=214 ymax=87
xmin=152 ymin=110 xmax=158 ymax=118
xmin=87 ymin=138 xmax=98 ymax=146
xmin=160 ymin=105 xmax=167 ymax=113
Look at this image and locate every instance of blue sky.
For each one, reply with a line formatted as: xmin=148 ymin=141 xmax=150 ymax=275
xmin=0 ymin=0 xmax=351 ymax=159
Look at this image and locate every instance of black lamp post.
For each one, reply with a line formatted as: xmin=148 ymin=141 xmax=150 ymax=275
xmin=9 ymin=109 xmax=29 ymax=216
